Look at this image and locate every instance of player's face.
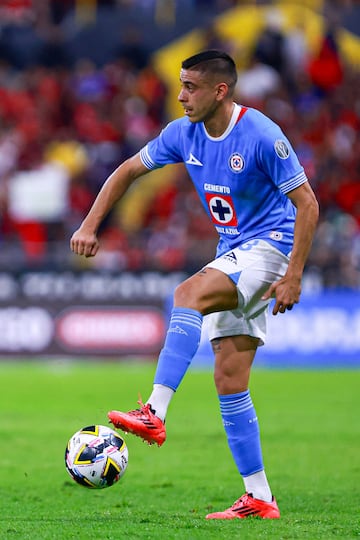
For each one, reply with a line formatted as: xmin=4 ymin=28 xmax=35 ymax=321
xmin=178 ymin=68 xmax=220 ymax=123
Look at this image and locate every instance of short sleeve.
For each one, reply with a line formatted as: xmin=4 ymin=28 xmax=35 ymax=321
xmin=256 ymin=127 xmax=308 ymax=194
xmin=139 ymin=120 xmax=184 ymax=170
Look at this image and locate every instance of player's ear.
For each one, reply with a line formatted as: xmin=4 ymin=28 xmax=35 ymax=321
xmin=215 ymin=82 xmax=229 ymax=100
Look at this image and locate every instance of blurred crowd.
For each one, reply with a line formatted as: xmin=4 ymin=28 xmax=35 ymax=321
xmin=0 ymin=0 xmax=359 ymax=289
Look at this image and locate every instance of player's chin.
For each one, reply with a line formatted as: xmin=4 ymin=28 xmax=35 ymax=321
xmin=186 ymin=114 xmax=200 ymax=123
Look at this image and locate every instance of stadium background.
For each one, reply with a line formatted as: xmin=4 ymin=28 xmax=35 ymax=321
xmin=0 ymin=0 xmax=359 ymax=367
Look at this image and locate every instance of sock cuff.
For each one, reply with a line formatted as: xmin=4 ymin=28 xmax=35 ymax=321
xmin=170 ymin=307 xmax=203 ymax=330
xmin=219 ymin=390 xmax=253 ymax=415
xmin=219 ymin=390 xmax=250 ymax=402
xmin=172 ymin=307 xmax=203 ymax=319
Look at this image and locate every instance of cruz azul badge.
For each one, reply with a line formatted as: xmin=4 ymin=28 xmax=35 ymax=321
xmin=228 ymin=153 xmax=245 ymax=173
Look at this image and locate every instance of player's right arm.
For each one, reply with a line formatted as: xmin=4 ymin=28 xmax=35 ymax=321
xmin=70 ymin=153 xmax=149 ymax=258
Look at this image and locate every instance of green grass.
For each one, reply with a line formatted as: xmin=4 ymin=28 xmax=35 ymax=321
xmin=0 ymin=361 xmax=359 ymax=539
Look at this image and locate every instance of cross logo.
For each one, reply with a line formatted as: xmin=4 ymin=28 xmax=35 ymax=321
xmin=205 ymin=194 xmax=237 ymax=226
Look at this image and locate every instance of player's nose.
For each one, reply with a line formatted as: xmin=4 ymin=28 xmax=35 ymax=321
xmin=178 ymin=88 xmax=187 ymax=102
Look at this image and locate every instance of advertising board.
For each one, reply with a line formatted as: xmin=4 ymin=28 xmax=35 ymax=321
xmin=0 ymin=271 xmax=358 ymax=367
xmin=193 ymin=292 xmax=360 ymax=368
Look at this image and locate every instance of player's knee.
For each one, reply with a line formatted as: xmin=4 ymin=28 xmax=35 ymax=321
xmin=173 ymin=280 xmax=203 ymax=311
xmin=214 ymin=368 xmax=235 ymax=395
xmin=213 ymin=357 xmax=250 ymax=394
xmin=214 ymin=371 xmax=248 ymax=394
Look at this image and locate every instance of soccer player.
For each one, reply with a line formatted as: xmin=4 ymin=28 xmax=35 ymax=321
xmin=70 ymin=50 xmax=319 ymax=519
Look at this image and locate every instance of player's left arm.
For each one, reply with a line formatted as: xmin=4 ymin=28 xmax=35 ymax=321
xmin=262 ymin=181 xmax=319 ymax=315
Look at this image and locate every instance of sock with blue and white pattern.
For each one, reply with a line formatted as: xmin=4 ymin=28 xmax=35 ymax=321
xmin=154 ymin=307 xmax=203 ymax=391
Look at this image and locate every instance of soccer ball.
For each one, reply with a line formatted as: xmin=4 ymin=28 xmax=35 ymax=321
xmin=65 ymin=424 xmax=128 ymax=489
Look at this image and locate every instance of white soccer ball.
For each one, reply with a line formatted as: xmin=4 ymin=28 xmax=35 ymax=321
xmin=65 ymin=424 xmax=128 ymax=489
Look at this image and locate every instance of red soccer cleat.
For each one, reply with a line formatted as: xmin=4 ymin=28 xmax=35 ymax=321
xmin=108 ymin=400 xmax=166 ymax=447
xmin=206 ymin=493 xmax=280 ymax=520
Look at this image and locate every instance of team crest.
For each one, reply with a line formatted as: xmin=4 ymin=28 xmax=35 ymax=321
xmin=274 ymin=139 xmax=290 ymax=159
xmin=205 ymin=193 xmax=237 ymax=226
xmin=228 ymin=153 xmax=245 ymax=173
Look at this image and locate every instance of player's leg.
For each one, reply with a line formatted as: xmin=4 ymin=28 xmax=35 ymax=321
xmin=108 ymin=267 xmax=238 ymax=444
xmin=214 ymin=335 xmax=272 ymax=495
xmin=205 ymin=241 xmax=287 ymax=519
xmin=108 ymin=241 xmax=288 ymax=447
xmin=149 ymin=267 xmax=238 ymax=397
xmin=205 ymin=333 xmax=279 ymax=519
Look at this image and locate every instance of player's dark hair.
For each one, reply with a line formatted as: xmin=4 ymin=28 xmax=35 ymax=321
xmin=182 ymin=50 xmax=237 ymax=92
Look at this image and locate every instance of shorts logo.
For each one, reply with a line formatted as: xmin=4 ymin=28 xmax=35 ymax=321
xmin=274 ymin=139 xmax=290 ymax=159
xmin=224 ymin=251 xmax=237 ymax=264
xmin=228 ymin=153 xmax=245 ymax=173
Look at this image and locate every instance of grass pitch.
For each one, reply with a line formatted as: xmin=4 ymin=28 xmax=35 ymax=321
xmin=0 ymin=361 xmax=359 ymax=539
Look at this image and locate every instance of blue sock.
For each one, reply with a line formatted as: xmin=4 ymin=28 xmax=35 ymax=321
xmin=219 ymin=390 xmax=264 ymax=477
xmin=154 ymin=307 xmax=203 ymax=391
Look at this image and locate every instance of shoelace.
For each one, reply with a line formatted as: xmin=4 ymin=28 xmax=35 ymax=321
xmin=230 ymin=494 xmax=251 ymax=510
xmin=127 ymin=400 xmax=151 ymax=416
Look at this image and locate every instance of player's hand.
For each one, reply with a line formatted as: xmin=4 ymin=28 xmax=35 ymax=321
xmin=261 ymin=274 xmax=301 ymax=315
xmin=70 ymin=228 xmax=99 ymax=258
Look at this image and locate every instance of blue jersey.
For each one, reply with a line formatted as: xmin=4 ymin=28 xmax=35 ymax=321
xmin=139 ymin=104 xmax=308 ymax=258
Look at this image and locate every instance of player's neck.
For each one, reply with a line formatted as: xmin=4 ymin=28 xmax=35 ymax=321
xmin=203 ymin=101 xmax=235 ymax=138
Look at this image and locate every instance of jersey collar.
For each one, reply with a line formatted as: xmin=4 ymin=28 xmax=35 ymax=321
xmin=203 ymin=103 xmax=242 ymax=141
